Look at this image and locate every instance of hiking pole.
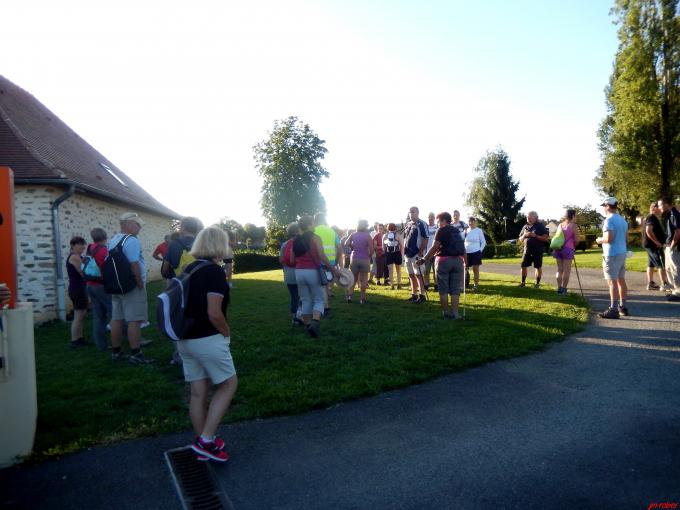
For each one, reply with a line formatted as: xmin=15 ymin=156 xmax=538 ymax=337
xmin=572 ymin=256 xmax=585 ymax=299
xmin=461 ymin=264 xmax=467 ymax=320
xmin=417 ymin=257 xmax=429 ymax=301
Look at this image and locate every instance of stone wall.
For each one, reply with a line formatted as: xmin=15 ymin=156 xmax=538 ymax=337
xmin=14 ymin=185 xmax=175 ymax=322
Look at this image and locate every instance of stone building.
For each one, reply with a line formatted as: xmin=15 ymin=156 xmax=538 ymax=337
xmin=0 ymin=75 xmax=179 ymax=323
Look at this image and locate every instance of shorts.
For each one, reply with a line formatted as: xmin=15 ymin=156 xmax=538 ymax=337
xmin=521 ymin=251 xmax=544 ymax=269
xmin=467 ymin=251 xmax=483 ymax=267
xmin=405 ymin=255 xmax=423 ymax=276
xmin=177 ymin=333 xmax=236 ymax=384
xmin=350 ymin=257 xmax=370 ymax=273
xmin=385 ymin=251 xmax=402 ymax=266
xmin=646 ymin=247 xmax=665 ymax=268
xmin=553 ymin=247 xmax=575 ymax=261
xmin=111 ymin=285 xmax=149 ymax=322
xmin=436 ymin=256 xmax=464 ymax=295
xmin=603 ymin=254 xmax=626 ymax=280
xmin=68 ymin=287 xmax=88 ymax=311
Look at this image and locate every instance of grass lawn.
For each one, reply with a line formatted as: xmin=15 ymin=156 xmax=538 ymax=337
xmin=32 ymin=270 xmax=588 ymax=460
xmin=488 ymin=247 xmax=647 ymax=272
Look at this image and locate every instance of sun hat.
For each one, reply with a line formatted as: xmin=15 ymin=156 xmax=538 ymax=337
xmin=119 ymin=212 xmax=145 ymax=226
xmin=334 ymin=267 xmax=355 ymax=289
xmin=600 ymin=197 xmax=618 ymax=206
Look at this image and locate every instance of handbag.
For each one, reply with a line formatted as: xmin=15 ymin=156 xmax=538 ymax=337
xmin=550 ymin=227 xmax=565 ymax=250
xmin=318 ymin=266 xmax=329 ymax=286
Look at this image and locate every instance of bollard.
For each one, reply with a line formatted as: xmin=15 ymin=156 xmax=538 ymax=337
xmin=0 ymin=303 xmax=37 ymax=467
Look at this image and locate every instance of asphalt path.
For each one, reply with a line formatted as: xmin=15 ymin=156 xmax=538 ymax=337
xmin=2 ymin=263 xmax=679 ymax=510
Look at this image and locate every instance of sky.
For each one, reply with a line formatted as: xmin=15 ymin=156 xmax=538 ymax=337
xmin=2 ymin=0 xmax=619 ymax=229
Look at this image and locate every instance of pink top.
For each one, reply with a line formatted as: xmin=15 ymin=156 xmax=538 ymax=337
xmin=562 ymin=223 xmax=576 ymax=250
xmin=350 ymin=231 xmax=372 ymax=260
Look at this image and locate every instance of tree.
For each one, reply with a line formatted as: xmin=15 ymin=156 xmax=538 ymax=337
xmin=218 ymin=217 xmax=246 ymax=242
xmin=465 ymin=148 xmax=526 ymax=243
xmin=562 ymin=204 xmax=605 ymax=232
xmin=243 ymin=223 xmax=266 ymax=248
xmin=596 ymin=0 xmax=680 ymax=214
xmin=254 ymin=116 xmax=329 ymax=229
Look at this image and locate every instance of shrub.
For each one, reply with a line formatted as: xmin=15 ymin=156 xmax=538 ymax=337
xmin=233 ymin=251 xmax=280 ymax=274
xmin=482 ymin=243 xmax=496 ymax=259
xmin=628 ymin=229 xmax=642 ymax=248
xmin=493 ymin=242 xmax=521 ymax=258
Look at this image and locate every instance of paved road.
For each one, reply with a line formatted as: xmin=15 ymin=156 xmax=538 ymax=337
xmin=2 ymin=264 xmax=679 ymax=510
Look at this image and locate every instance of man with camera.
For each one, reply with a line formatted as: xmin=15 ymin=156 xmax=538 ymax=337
xmin=403 ymin=206 xmax=429 ymax=304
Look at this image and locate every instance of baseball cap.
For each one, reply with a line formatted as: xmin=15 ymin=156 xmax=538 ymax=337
xmin=119 ymin=212 xmax=145 ymax=226
xmin=600 ymin=197 xmax=618 ymax=206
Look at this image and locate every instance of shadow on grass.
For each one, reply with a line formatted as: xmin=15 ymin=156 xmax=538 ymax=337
xmin=30 ymin=271 xmax=588 ymax=460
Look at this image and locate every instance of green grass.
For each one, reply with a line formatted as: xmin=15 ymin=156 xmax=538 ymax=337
xmin=32 ymin=270 xmax=588 ymax=460
xmin=489 ymin=247 xmax=647 ymax=272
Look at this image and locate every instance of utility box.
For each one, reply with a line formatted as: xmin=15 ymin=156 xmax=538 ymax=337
xmin=0 ymin=303 xmax=37 ymax=467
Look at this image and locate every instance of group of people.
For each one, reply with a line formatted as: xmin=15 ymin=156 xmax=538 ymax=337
xmin=65 ymin=212 xmax=237 ymax=462
xmin=279 ymin=207 xmax=489 ymax=326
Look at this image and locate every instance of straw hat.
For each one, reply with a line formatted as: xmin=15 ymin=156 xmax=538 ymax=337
xmin=334 ymin=267 xmax=354 ymax=289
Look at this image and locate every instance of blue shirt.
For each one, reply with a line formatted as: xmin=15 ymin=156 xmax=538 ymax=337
xmin=108 ymin=233 xmax=146 ymax=284
xmin=602 ymin=213 xmax=628 ymax=257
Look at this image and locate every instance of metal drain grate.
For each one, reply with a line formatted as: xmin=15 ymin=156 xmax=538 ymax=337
xmin=165 ymin=447 xmax=234 ymax=510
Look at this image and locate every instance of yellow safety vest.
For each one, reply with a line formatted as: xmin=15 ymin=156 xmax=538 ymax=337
xmin=314 ymin=225 xmax=337 ymax=265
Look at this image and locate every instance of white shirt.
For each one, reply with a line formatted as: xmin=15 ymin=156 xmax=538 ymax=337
xmin=464 ymin=227 xmax=486 ymax=254
xmin=426 ymin=223 xmax=438 ymax=252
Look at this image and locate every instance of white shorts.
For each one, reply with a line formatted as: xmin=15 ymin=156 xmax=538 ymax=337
xmin=404 ymin=256 xmax=422 ymax=276
xmin=177 ymin=333 xmax=236 ymax=384
xmin=602 ymin=253 xmax=626 ymax=280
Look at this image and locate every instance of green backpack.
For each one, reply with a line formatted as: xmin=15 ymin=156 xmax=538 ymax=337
xmin=549 ymin=228 xmax=565 ymax=250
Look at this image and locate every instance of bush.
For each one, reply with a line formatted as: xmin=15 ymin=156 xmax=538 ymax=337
xmin=494 ymin=242 xmax=521 ymax=258
xmin=233 ymin=251 xmax=280 ymax=274
xmin=628 ymin=229 xmax=643 ymax=248
xmin=482 ymin=243 xmax=496 ymax=259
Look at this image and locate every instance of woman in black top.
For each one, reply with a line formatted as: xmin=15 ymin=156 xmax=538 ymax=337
xmin=66 ymin=236 xmax=88 ymax=348
xmin=418 ymin=212 xmax=467 ymax=319
xmin=176 ymin=226 xmax=237 ymax=463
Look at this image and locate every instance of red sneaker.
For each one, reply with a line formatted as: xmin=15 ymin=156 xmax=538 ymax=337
xmin=191 ymin=437 xmax=229 ymax=462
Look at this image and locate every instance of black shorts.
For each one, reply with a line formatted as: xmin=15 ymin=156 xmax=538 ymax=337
xmin=467 ymin=251 xmax=483 ymax=267
xmin=521 ymin=251 xmax=543 ymax=269
xmin=68 ymin=287 xmax=88 ymax=310
xmin=645 ymin=247 xmax=665 ymax=268
xmin=385 ymin=251 xmax=402 ymax=266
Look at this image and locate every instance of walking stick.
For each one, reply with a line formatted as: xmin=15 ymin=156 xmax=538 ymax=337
xmin=573 ymin=256 xmax=585 ymax=299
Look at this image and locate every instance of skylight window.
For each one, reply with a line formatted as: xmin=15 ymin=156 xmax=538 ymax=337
xmin=99 ymin=163 xmax=127 ymax=187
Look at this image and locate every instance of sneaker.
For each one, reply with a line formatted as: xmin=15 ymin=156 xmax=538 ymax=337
xmin=667 ymin=294 xmax=680 ymax=302
xmin=646 ymin=281 xmax=660 ymax=290
xmin=472 ymin=284 xmax=478 ymax=292
xmin=618 ymin=306 xmax=629 ymax=317
xmin=69 ymin=338 xmax=87 ymax=349
xmin=191 ymin=437 xmax=229 ymax=462
xmin=661 ymin=282 xmax=673 ymax=292
xmin=598 ymin=307 xmax=620 ymax=319
xmin=518 ymin=282 xmax=526 ymax=287
xmin=413 ymin=295 xmax=426 ymax=304
xmin=307 ymin=320 xmax=320 ymax=338
xmin=111 ymin=351 xmax=128 ymax=362
xmin=534 ymin=282 xmax=541 ymax=288
xmin=406 ymin=294 xmax=418 ymax=302
xmin=128 ymin=351 xmax=155 ymax=365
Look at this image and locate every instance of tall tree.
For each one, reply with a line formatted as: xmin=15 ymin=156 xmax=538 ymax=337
xmin=254 ymin=116 xmax=329 ymax=230
xmin=465 ymin=148 xmax=526 ymax=243
xmin=596 ymin=0 xmax=680 ymax=213
xmin=562 ymin=204 xmax=605 ymax=232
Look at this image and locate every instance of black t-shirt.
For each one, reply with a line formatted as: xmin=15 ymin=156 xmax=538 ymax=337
xmin=521 ymin=222 xmax=548 ymax=253
xmin=665 ymin=207 xmax=680 ymax=247
xmin=183 ymin=260 xmax=229 ymax=339
xmin=643 ymin=214 xmax=665 ymax=248
xmin=435 ymin=225 xmax=465 ymax=257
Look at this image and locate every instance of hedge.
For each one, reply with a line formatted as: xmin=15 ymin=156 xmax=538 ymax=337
xmin=233 ymin=251 xmax=280 ymax=274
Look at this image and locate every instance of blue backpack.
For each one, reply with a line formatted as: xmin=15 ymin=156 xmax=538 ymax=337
xmin=82 ymin=245 xmax=104 ymax=282
xmin=156 ymin=261 xmax=211 ymax=341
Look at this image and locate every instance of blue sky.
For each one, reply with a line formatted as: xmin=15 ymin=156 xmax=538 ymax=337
xmin=2 ymin=0 xmax=619 ymax=229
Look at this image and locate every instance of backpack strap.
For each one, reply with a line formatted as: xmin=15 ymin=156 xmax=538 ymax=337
xmin=185 ymin=260 xmax=213 ymax=278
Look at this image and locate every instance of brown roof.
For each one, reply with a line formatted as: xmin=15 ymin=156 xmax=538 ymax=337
xmin=0 ymin=75 xmax=179 ymax=218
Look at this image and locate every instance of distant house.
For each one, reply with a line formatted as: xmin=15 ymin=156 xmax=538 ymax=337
xmin=546 ymin=221 xmax=560 ymax=236
xmin=0 ymin=75 xmax=179 ymax=322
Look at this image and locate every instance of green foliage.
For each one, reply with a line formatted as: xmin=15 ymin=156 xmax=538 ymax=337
xmin=31 ymin=272 xmax=587 ymax=460
xmin=562 ymin=204 xmax=605 ymax=231
xmin=465 ymin=148 xmax=526 ymax=243
xmin=218 ymin=217 xmax=246 ymax=243
xmin=493 ymin=242 xmax=523 ymax=258
xmin=233 ymin=251 xmax=280 ymax=274
xmin=596 ymin=0 xmax=680 ymax=213
xmin=243 ymin=223 xmax=266 ymax=248
xmin=265 ymin=224 xmax=288 ymax=254
xmin=254 ymin=116 xmax=329 ymax=230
